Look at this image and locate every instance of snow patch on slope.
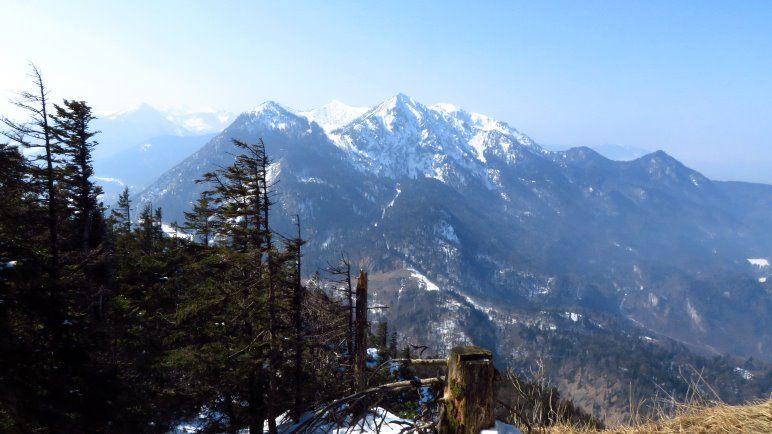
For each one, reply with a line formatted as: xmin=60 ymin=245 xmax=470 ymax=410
xmin=685 ymin=299 xmax=705 ymax=332
xmin=408 ymin=268 xmax=440 ymax=291
xmin=300 ymin=100 xmax=368 ymax=133
xmin=332 ymin=93 xmax=539 ymax=185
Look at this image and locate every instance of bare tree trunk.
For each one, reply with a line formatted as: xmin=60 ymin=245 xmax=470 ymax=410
xmin=292 ymin=216 xmax=304 ymax=421
xmin=353 ymin=271 xmax=368 ymax=391
xmin=247 ymin=369 xmax=265 ymax=434
xmin=346 ymin=260 xmax=354 ymax=361
xmin=36 ymin=67 xmax=59 ymax=275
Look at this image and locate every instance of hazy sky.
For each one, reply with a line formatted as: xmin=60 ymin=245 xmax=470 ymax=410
xmin=1 ymin=1 xmax=771 ymax=183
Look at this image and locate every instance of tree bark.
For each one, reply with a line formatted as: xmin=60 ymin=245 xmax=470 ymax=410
xmin=247 ymin=369 xmax=265 ymax=434
xmin=438 ymin=346 xmax=495 ymax=434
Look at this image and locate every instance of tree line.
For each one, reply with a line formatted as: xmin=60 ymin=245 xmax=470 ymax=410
xmin=0 ymin=64 xmax=404 ymax=433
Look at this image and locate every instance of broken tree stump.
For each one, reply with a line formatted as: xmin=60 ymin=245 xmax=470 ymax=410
xmin=438 ymin=346 xmax=495 ymax=434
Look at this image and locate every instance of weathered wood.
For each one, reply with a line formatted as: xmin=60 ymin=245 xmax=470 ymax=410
xmin=288 ymin=377 xmax=444 ymax=433
xmin=390 ymin=358 xmax=448 ymax=366
xmin=353 ymin=270 xmax=368 ymax=390
xmin=438 ymin=346 xmax=495 ymax=434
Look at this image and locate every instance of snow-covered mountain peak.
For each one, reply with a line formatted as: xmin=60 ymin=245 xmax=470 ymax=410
xmin=431 ymin=103 xmax=534 ymax=144
xmin=299 ymin=100 xmax=368 ymax=133
xmin=251 ymin=101 xmax=293 ymax=116
xmin=359 ymin=93 xmax=432 ymax=133
xmin=430 ymin=102 xmax=461 ymax=113
xmin=236 ymin=101 xmax=313 ymax=136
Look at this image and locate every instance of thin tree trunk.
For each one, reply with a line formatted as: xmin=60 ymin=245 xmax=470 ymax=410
xmin=35 ymin=69 xmax=59 ymax=276
xmin=292 ymin=216 xmax=304 ymax=421
xmin=248 ymin=369 xmax=265 ymax=434
xmin=354 ymin=271 xmax=368 ymax=391
xmin=347 ymin=263 xmax=354 ymax=359
xmin=78 ymin=128 xmax=91 ymax=253
xmin=260 ymin=141 xmax=279 ymax=434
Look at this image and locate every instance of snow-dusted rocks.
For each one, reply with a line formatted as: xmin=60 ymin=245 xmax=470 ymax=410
xmin=330 ymin=93 xmax=539 ymax=185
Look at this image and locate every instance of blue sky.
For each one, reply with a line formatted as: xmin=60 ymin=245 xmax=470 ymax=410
xmin=1 ymin=1 xmax=771 ymax=182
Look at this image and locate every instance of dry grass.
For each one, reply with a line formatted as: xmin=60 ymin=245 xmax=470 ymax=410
xmin=545 ymin=399 xmax=772 ymax=434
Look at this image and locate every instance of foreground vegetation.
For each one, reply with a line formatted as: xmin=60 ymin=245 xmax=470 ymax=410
xmin=546 ymin=399 xmax=771 ymax=434
xmin=0 ymin=65 xmax=388 ymax=432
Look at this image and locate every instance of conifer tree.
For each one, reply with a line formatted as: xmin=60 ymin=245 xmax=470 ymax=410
xmin=389 ymin=332 xmax=398 ymax=358
xmin=1 ymin=63 xmax=60 ymax=275
xmin=139 ymin=203 xmax=155 ymax=252
xmin=111 ymin=187 xmax=132 ymax=234
xmin=289 ymin=215 xmax=306 ymax=421
xmin=373 ymin=321 xmax=389 ymax=350
xmin=153 ymin=207 xmax=164 ymax=243
xmin=50 ymin=99 xmax=103 ymax=252
xmin=184 ymin=195 xmax=215 ymax=246
xmin=180 ymin=139 xmax=274 ymax=434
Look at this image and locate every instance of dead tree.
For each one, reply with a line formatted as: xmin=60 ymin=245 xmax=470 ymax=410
xmin=353 ymin=270 xmax=368 ymax=391
xmin=291 ymin=215 xmax=305 ymax=421
xmin=1 ymin=63 xmax=59 ymax=275
xmin=326 ymin=254 xmax=354 ymax=359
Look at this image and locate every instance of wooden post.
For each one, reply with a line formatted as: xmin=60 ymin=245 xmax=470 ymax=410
xmin=353 ymin=271 xmax=368 ymax=390
xmin=438 ymin=346 xmax=495 ymax=434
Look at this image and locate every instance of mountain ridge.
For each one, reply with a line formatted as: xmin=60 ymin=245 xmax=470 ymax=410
xmin=131 ymin=93 xmax=772 ymax=419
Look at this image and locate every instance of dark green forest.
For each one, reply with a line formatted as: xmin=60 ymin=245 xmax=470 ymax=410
xmin=0 ymin=66 xmax=399 ymax=433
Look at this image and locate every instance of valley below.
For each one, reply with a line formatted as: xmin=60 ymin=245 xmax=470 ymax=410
xmin=108 ymin=94 xmax=772 ymax=422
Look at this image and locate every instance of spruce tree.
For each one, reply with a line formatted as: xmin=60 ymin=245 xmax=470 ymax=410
xmin=111 ymin=187 xmax=132 ymax=234
xmin=153 ymin=207 xmax=164 ymax=243
xmin=50 ymin=99 xmax=103 ymax=252
xmin=139 ymin=203 xmax=155 ymax=252
xmin=184 ymin=195 xmax=215 ymax=246
xmin=177 ymin=139 xmax=274 ymax=433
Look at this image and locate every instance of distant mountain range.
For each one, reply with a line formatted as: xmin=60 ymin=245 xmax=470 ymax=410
xmin=92 ymin=104 xmax=234 ymax=202
xmin=90 ymin=101 xmax=650 ymax=203
xmin=543 ymin=143 xmax=650 ymax=161
xmin=105 ymin=95 xmax=771 ymax=420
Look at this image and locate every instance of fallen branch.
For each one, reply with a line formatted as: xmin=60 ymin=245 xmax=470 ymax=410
xmin=288 ymin=377 xmax=444 ymax=433
xmin=390 ymin=358 xmax=447 ymax=367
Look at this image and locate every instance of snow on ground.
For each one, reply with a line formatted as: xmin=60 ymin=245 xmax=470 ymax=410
xmin=162 ymin=224 xmax=194 ymax=241
xmin=407 ymin=268 xmax=440 ymax=291
xmin=481 ymin=421 xmax=523 ymax=434
xmin=322 ymin=407 xmax=409 ymax=434
xmin=298 ymin=100 xmax=369 ymax=133
xmin=747 ymin=258 xmax=769 ymax=268
xmin=382 ymin=187 xmax=401 ymax=218
xmin=561 ymin=311 xmax=582 ymax=322
xmin=366 ymin=348 xmax=382 ymax=368
xmin=172 ymin=406 xmax=522 ymax=433
xmin=734 ymin=367 xmax=754 ymax=381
